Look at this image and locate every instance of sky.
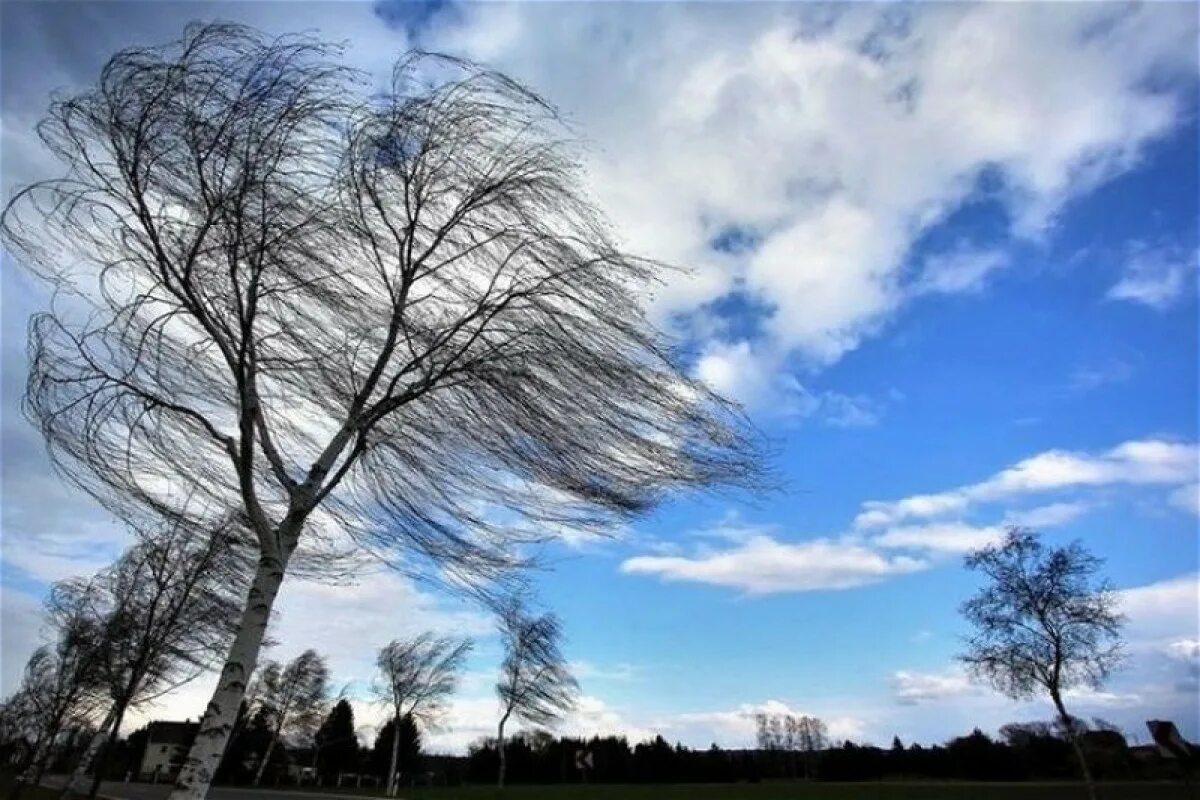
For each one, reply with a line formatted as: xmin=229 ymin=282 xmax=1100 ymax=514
xmin=1 ymin=0 xmax=1198 ymax=755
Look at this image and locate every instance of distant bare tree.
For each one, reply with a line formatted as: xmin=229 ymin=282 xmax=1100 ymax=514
xmin=250 ymin=650 xmax=329 ymax=786
xmin=495 ymin=602 xmax=578 ymax=787
xmin=755 ymin=712 xmax=825 ymax=779
xmin=960 ymin=528 xmax=1124 ymax=800
xmin=60 ymin=520 xmax=248 ymax=800
xmin=2 ymin=22 xmax=761 ymax=800
xmin=374 ymin=634 xmax=471 ymax=796
xmin=7 ymin=587 xmax=105 ymax=800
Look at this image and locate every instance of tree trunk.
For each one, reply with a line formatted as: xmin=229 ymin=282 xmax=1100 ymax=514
xmin=86 ymin=698 xmax=131 ymax=800
xmin=59 ymin=707 xmax=116 ymax=799
xmin=1051 ymin=689 xmax=1097 ymax=800
xmin=253 ymin=725 xmax=282 ymax=787
xmin=166 ymin=552 xmax=286 ymax=800
xmin=496 ymin=714 xmax=509 ymax=789
xmin=386 ymin=714 xmax=402 ymax=797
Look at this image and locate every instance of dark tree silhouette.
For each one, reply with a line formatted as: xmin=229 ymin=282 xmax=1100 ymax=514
xmin=1 ymin=22 xmax=762 ymax=800
xmin=370 ymin=715 xmax=420 ymax=785
xmin=960 ymin=527 xmax=1124 ymax=800
xmin=375 ymin=634 xmax=471 ymax=796
xmin=312 ymin=699 xmax=359 ymax=782
xmin=60 ymin=520 xmax=247 ymax=800
xmin=250 ymin=650 xmax=329 ymax=786
xmin=7 ymin=587 xmax=105 ymax=800
xmin=495 ymin=602 xmax=578 ymax=787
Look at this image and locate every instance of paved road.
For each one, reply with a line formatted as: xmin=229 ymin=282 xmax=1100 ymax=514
xmin=46 ymin=778 xmax=385 ymax=800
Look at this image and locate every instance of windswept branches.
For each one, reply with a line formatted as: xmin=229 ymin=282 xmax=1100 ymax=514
xmin=960 ymin=527 xmax=1125 ymax=800
xmin=374 ymin=633 xmax=472 ymax=796
xmin=249 ymin=650 xmax=329 ymax=787
xmin=3 ymin=22 xmax=764 ymax=800
xmin=495 ymin=599 xmax=578 ymax=787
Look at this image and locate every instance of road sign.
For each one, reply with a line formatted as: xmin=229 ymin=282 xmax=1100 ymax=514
xmin=574 ymin=749 xmax=594 ymax=770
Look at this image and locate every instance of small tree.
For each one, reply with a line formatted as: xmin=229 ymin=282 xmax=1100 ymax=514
xmin=495 ymin=603 xmax=578 ymax=787
xmin=960 ymin=528 xmax=1124 ymax=800
xmin=251 ymin=650 xmax=330 ymax=786
xmin=8 ymin=589 xmax=105 ymax=800
xmin=375 ymin=634 xmax=471 ymax=796
xmin=62 ymin=521 xmax=246 ymax=800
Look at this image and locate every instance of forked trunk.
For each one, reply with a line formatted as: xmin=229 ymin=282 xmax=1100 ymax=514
xmin=59 ymin=707 xmax=116 ymax=798
xmin=1051 ymin=689 xmax=1097 ymax=800
xmin=166 ymin=553 xmax=286 ymax=800
xmin=385 ymin=714 xmax=402 ymax=797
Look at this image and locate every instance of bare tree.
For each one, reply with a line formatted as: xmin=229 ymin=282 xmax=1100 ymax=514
xmin=2 ymin=23 xmax=761 ymax=800
xmin=250 ymin=650 xmax=329 ymax=786
xmin=60 ymin=520 xmax=248 ymax=800
xmin=755 ymin=712 xmax=825 ymax=779
xmin=374 ymin=634 xmax=471 ymax=796
xmin=495 ymin=602 xmax=577 ymax=788
xmin=960 ymin=527 xmax=1124 ymax=800
xmin=7 ymin=587 xmax=105 ymax=800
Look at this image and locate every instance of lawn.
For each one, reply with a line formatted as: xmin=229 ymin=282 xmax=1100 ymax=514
xmin=381 ymin=782 xmax=1194 ymax=800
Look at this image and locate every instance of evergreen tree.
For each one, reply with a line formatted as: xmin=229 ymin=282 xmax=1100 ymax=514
xmin=314 ymin=700 xmax=360 ymax=781
xmin=371 ymin=715 xmax=421 ymax=785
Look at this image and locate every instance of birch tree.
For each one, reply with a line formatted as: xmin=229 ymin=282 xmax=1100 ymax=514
xmin=374 ymin=634 xmax=471 ymax=796
xmin=6 ymin=587 xmax=105 ymax=800
xmin=250 ymin=650 xmax=329 ymax=786
xmin=495 ymin=603 xmax=577 ymax=788
xmin=60 ymin=521 xmax=247 ymax=800
xmin=2 ymin=22 xmax=762 ymax=800
xmin=960 ymin=528 xmax=1124 ymax=800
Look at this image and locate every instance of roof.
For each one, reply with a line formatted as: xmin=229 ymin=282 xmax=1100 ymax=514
xmin=145 ymin=721 xmax=199 ymax=746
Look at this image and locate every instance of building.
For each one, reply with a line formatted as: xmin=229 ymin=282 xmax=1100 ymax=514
xmin=139 ymin=721 xmax=198 ymax=781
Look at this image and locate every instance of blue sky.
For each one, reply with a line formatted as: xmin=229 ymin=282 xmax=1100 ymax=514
xmin=1 ymin=1 xmax=1198 ymax=752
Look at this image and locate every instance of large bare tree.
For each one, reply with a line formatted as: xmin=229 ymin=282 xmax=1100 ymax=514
xmin=249 ymin=650 xmax=329 ymax=787
xmin=960 ymin=527 xmax=1124 ymax=800
xmin=2 ymin=22 xmax=761 ymax=800
xmin=374 ymin=634 xmax=471 ymax=796
xmin=495 ymin=602 xmax=577 ymax=788
xmin=60 ymin=520 xmax=247 ymax=800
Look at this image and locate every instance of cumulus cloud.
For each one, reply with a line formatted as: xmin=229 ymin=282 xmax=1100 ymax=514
xmin=856 ymin=438 xmax=1198 ymax=528
xmin=424 ymin=1 xmax=1196 ymax=384
xmin=694 ymin=340 xmax=884 ymax=426
xmin=620 ymin=533 xmax=926 ymax=594
xmin=875 ymin=521 xmax=1005 ymax=555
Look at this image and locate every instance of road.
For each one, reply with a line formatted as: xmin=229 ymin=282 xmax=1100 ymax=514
xmin=45 ymin=779 xmax=385 ymax=800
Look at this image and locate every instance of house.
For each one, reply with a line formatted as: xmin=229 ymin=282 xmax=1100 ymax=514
xmin=139 ymin=721 xmax=198 ymax=781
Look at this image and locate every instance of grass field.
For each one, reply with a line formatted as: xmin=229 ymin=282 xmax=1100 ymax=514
xmin=381 ymin=782 xmax=1195 ymax=800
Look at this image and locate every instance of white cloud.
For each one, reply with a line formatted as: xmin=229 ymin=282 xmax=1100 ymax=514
xmin=1166 ymin=639 xmax=1200 ymax=661
xmin=892 ymin=669 xmax=977 ymax=705
xmin=694 ymin=341 xmax=883 ymax=426
xmin=875 ymin=521 xmax=1005 ymax=555
xmin=1004 ymin=501 xmax=1092 ymax=528
xmin=912 ymin=248 xmax=1008 ymax=296
xmin=620 ymin=534 xmax=926 ymax=594
xmin=1107 ymin=243 xmax=1198 ymax=309
xmin=429 ymin=2 xmax=1196 ymax=378
xmin=1118 ymin=573 xmax=1199 ymax=649
xmin=857 ymin=438 xmax=1198 ymax=528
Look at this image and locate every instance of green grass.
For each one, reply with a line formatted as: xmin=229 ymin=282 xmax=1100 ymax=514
xmin=371 ymin=782 xmax=1195 ymax=800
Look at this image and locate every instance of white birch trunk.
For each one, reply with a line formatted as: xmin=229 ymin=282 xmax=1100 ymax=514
xmin=60 ymin=707 xmax=116 ymax=797
xmin=165 ymin=553 xmax=286 ymax=800
xmin=385 ymin=714 xmax=401 ymax=797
